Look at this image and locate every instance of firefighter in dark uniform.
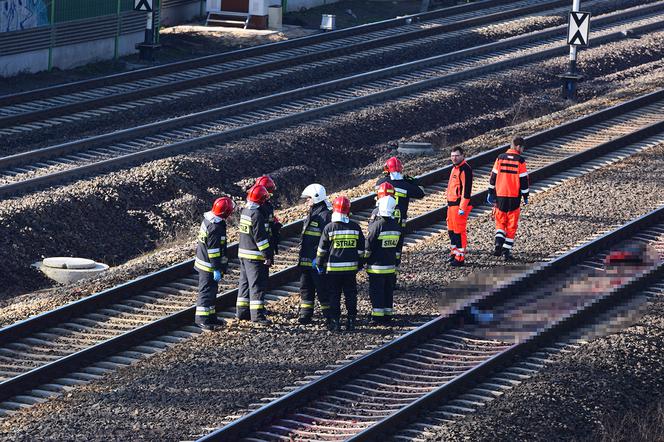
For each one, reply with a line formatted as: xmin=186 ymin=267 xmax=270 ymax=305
xmin=368 ymin=181 xmax=396 ymax=222
xmin=365 ymin=195 xmax=402 ymax=324
xmin=255 ymin=175 xmax=283 ymax=257
xmin=316 ymin=196 xmax=366 ymax=332
xmin=375 ymin=156 xmax=425 ymax=228
xmin=194 ymin=197 xmax=235 ymax=331
xmin=446 ymin=146 xmax=473 ymax=267
xmin=237 ymin=184 xmax=273 ymax=323
xmin=487 ymin=136 xmax=529 ymax=260
xmin=298 ymin=183 xmax=332 ymax=324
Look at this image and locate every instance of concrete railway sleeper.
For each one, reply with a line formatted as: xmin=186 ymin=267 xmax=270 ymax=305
xmin=0 ymin=89 xmax=662 ymax=416
xmin=0 ymin=0 xmax=582 ymax=127
xmin=1 ymin=1 xmax=663 ymax=199
xmin=201 ymin=207 xmax=664 ymax=441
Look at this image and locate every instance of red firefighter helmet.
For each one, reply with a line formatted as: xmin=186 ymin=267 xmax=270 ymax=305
xmin=332 ymin=196 xmax=351 ymax=215
xmin=376 ymin=181 xmax=395 ymax=199
xmin=247 ymin=185 xmax=270 ymax=204
xmin=211 ymin=197 xmax=235 ymax=218
xmin=255 ymin=175 xmax=276 ymax=194
xmin=384 ymin=156 xmax=403 ymax=174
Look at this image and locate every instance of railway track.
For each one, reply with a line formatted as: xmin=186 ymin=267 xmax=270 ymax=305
xmin=0 ymin=88 xmax=663 ymax=416
xmin=2 ymin=1 xmax=663 ymax=199
xmin=389 ymin=286 xmax=660 ymax=441
xmin=202 ymin=205 xmax=663 ymax=441
xmin=0 ymin=0 xmax=571 ymax=130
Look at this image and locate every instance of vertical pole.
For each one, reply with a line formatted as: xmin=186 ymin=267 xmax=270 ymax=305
xmin=145 ymin=11 xmax=154 ymax=46
xmin=138 ymin=0 xmax=160 ymax=61
xmin=115 ymin=0 xmax=121 ymax=60
xmin=154 ymin=0 xmax=161 ymax=44
xmin=568 ymin=0 xmax=581 ymax=74
xmin=48 ymin=0 xmax=56 ymax=71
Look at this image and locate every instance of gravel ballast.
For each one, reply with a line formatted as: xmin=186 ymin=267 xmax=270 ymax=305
xmin=1 ymin=130 xmax=663 ymax=441
xmin=426 ymin=291 xmax=664 ymax=441
xmin=3 ymin=28 xmax=664 ymax=299
xmin=2 ymin=0 xmax=643 ymax=155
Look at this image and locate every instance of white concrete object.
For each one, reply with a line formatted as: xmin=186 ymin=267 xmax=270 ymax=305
xmin=320 ymin=14 xmax=336 ymax=31
xmin=36 ymin=257 xmax=109 ymax=284
xmin=397 ymin=141 xmax=435 ymax=155
xmin=268 ymin=5 xmax=283 ymax=30
xmin=249 ymin=0 xmax=269 ymax=15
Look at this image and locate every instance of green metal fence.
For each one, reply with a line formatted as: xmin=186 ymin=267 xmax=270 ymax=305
xmin=48 ymin=0 xmax=144 ymax=24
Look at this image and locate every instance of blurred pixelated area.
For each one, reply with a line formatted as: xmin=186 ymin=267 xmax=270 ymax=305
xmin=439 ymin=241 xmax=661 ymax=344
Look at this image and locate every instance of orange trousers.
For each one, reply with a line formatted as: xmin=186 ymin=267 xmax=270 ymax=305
xmin=494 ymin=207 xmax=520 ymax=250
xmin=447 ymin=206 xmax=471 ymax=262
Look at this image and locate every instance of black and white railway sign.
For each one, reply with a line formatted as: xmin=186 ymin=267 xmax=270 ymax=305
xmin=567 ymin=11 xmax=591 ymax=45
xmin=134 ymin=0 xmax=153 ymax=12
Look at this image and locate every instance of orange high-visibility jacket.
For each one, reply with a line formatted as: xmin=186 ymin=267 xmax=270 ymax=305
xmin=488 ymin=149 xmax=529 ymax=212
xmin=447 ymin=160 xmax=473 ymax=212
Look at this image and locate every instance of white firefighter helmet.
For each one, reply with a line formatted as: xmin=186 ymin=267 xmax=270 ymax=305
xmin=377 ymin=195 xmax=397 ymax=217
xmin=301 ymin=183 xmax=328 ymax=204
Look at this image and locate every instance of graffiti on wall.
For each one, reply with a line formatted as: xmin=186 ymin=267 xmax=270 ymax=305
xmin=0 ymin=0 xmax=49 ymax=33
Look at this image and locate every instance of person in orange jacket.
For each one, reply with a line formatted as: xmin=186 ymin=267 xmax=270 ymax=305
xmin=487 ymin=136 xmax=529 ymax=260
xmin=446 ymin=147 xmax=473 ymax=267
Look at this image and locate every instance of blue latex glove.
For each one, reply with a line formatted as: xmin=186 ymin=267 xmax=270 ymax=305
xmin=213 ymin=270 xmax=222 ymax=282
xmin=471 ymin=306 xmax=494 ymax=324
xmin=486 ymin=193 xmax=496 ymax=205
xmin=523 ymin=195 xmax=529 ymax=205
xmin=311 ymin=258 xmax=317 ymax=269
xmin=458 ymin=209 xmax=465 ymax=216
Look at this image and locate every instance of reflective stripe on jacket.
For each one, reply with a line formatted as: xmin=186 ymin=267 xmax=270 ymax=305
xmin=238 ymin=206 xmax=272 ymax=261
xmin=375 ymin=175 xmax=425 ymax=224
xmin=488 ymin=148 xmax=529 ymax=212
xmin=299 ymin=201 xmax=331 ymax=267
xmin=317 ymin=220 xmax=366 ymax=273
xmin=194 ymin=211 xmax=227 ymax=273
xmin=365 ymin=216 xmax=403 ymax=274
xmin=447 ymin=160 xmax=473 ymax=212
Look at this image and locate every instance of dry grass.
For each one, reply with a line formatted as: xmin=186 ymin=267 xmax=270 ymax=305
xmin=596 ymin=401 xmax=664 ymax=442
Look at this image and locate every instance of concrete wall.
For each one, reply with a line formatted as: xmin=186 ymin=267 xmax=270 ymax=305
xmin=286 ymin=0 xmax=340 ymax=12
xmin=0 ymin=48 xmax=49 ymax=77
xmin=0 ymin=1 xmax=200 ymax=78
xmin=161 ymin=1 xmax=203 ymax=26
xmin=0 ymin=31 xmax=144 ymax=77
xmin=52 ymin=31 xmax=145 ymax=71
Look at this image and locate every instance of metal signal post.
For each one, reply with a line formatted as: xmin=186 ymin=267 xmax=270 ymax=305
xmin=135 ymin=0 xmax=161 ymax=61
xmin=559 ymin=0 xmax=590 ymax=100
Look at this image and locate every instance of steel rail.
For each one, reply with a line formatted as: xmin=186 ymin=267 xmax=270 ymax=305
xmin=0 ymin=0 xmax=569 ymax=127
xmin=348 ymin=249 xmax=664 ymax=440
xmin=201 ymin=206 xmax=664 ymax=441
xmin=2 ymin=3 xmax=663 ymax=199
xmin=0 ymin=88 xmax=661 ymax=405
xmin=0 ymin=0 xmax=538 ymax=107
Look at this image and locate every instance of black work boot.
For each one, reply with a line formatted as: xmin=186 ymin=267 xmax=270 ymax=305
xmin=503 ymin=249 xmax=513 ymax=261
xmin=493 ymin=246 xmax=503 ymax=256
xmin=253 ymin=316 xmax=271 ymax=325
xmin=450 ymin=259 xmax=465 ymax=267
xmin=346 ymin=317 xmax=356 ymax=331
xmin=448 ymin=254 xmax=456 ymax=264
xmin=298 ymin=316 xmax=312 ymax=325
xmin=195 ymin=321 xmax=216 ymax=332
